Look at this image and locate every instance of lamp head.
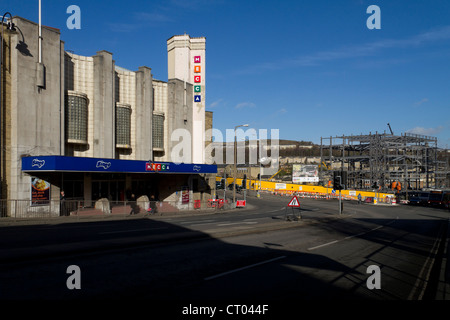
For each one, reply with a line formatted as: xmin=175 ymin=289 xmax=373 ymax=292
xmin=2 ymin=13 xmax=16 ymax=32
xmin=7 ymin=21 xmax=16 ymax=32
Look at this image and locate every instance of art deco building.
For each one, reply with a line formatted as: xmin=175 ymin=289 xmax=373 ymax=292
xmin=1 ymin=16 xmax=215 ymax=217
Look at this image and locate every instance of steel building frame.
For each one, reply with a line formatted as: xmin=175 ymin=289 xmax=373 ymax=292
xmin=320 ymin=132 xmax=448 ymax=192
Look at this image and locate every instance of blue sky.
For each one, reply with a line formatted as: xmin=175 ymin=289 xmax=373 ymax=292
xmin=5 ymin=0 xmax=450 ymax=147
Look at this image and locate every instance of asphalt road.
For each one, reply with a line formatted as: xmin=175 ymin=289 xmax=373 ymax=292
xmin=0 ymin=192 xmax=448 ymax=316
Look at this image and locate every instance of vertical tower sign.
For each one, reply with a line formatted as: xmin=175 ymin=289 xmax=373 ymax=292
xmin=167 ymin=35 xmax=206 ymax=164
xmin=191 ymin=47 xmax=206 ymax=164
xmin=193 ymin=56 xmax=202 ymax=103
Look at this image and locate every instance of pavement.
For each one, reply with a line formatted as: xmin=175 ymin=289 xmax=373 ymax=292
xmin=0 ymin=201 xmax=252 ymax=226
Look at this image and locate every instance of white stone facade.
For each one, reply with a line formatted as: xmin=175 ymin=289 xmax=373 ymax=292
xmin=167 ymin=35 xmax=206 ymax=164
xmin=3 ymin=16 xmax=211 ymax=212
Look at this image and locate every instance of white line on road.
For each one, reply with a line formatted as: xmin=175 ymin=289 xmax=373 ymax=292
xmin=217 ymin=221 xmax=258 ymax=226
xmin=344 ymin=226 xmax=383 ymax=240
xmin=179 ymin=219 xmax=216 ymax=225
xmin=204 ymin=256 xmax=287 ymax=281
xmin=99 ymin=227 xmax=168 ymax=235
xmin=408 ymin=218 xmax=448 ymax=300
xmin=190 ymin=222 xmax=220 ymax=227
xmin=307 ymin=220 xmax=396 ymax=251
xmin=307 ymin=240 xmax=340 ymax=251
xmin=265 ymin=207 xmax=286 ymax=213
xmin=344 ymin=232 xmax=366 ymax=240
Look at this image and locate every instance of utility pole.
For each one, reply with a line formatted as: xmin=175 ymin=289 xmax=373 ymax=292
xmin=233 ymin=124 xmax=248 ymax=204
xmin=334 ymin=172 xmax=343 ymax=214
xmin=339 ymin=176 xmax=342 ymax=215
xmin=223 ymin=171 xmax=226 ymax=201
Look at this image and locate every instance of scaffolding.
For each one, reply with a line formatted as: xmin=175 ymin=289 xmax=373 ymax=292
xmin=320 ymin=132 xmax=449 ymax=192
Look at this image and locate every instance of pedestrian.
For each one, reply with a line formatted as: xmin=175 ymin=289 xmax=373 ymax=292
xmin=60 ymin=190 xmax=67 ymax=216
xmin=358 ymin=193 xmax=362 ymax=205
xmin=150 ymin=195 xmax=157 ymax=214
xmin=129 ymin=194 xmax=138 ymax=215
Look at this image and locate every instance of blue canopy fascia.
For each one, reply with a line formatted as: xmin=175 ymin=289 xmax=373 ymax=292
xmin=21 ymin=156 xmax=217 ymax=174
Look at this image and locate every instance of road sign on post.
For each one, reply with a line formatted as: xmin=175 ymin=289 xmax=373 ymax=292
xmin=287 ymin=196 xmax=301 ymax=207
xmin=286 ymin=195 xmax=301 ymax=221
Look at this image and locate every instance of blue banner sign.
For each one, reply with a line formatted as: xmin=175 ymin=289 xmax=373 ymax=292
xmin=22 ymin=156 xmax=217 ymax=174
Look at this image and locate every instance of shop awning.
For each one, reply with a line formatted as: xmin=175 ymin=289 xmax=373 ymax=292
xmin=22 ymin=156 xmax=217 ymax=174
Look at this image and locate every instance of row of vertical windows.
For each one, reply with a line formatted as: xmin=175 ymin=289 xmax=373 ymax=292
xmin=116 ymin=103 xmax=132 ymax=147
xmin=152 ymin=113 xmax=164 ymax=150
xmin=65 ymin=92 xmax=164 ymax=152
xmin=65 ymin=91 xmax=88 ymax=144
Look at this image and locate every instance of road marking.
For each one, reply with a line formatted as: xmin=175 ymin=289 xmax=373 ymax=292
xmin=308 ymin=219 xmax=396 ymax=251
xmin=179 ymin=219 xmax=216 ymax=225
xmin=217 ymin=221 xmax=258 ymax=226
xmin=307 ymin=240 xmax=339 ymax=251
xmin=344 ymin=226 xmax=383 ymax=240
xmin=408 ymin=218 xmax=448 ymax=300
xmin=191 ymin=222 xmax=220 ymax=227
xmin=264 ymin=207 xmax=285 ymax=214
xmin=99 ymin=227 xmax=168 ymax=235
xmin=232 ymin=226 xmax=255 ymax=230
xmin=204 ymin=256 xmax=286 ymax=281
xmin=344 ymin=232 xmax=366 ymax=240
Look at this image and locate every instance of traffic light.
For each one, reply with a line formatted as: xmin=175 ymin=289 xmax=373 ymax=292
xmin=333 ymin=175 xmax=342 ymax=190
xmin=341 ymin=171 xmax=347 ymax=189
xmin=242 ymin=174 xmax=247 ymax=189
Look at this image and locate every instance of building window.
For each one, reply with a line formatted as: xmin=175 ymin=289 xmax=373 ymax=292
xmin=116 ymin=103 xmax=132 ymax=148
xmin=65 ymin=91 xmax=88 ymax=144
xmin=153 ymin=112 xmax=164 ymax=151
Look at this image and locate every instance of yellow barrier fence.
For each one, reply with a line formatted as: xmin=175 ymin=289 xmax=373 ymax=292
xmin=217 ymin=177 xmax=395 ymax=203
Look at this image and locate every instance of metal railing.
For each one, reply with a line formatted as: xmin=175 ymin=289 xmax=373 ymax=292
xmin=0 ymin=197 xmax=235 ymax=219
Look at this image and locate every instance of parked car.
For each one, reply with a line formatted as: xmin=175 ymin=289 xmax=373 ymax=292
xmin=408 ymin=191 xmax=429 ymax=205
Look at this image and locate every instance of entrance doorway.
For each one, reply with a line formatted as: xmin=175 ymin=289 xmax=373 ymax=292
xmin=92 ymin=180 xmax=126 ymax=203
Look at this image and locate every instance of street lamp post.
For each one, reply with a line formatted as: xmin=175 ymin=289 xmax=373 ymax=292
xmin=233 ymin=124 xmax=248 ymax=204
xmin=258 ymin=160 xmax=261 ymax=197
xmin=0 ymin=13 xmax=15 ymax=201
xmin=258 ymin=156 xmax=271 ymax=198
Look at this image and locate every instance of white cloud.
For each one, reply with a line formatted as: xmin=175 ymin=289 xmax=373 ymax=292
xmin=235 ymin=102 xmax=256 ymax=109
xmin=134 ymin=12 xmax=174 ymax=23
xmin=108 ymin=11 xmax=173 ymax=32
xmin=238 ymin=25 xmax=450 ymax=74
xmin=406 ymin=126 xmax=444 ymax=136
xmin=208 ymin=99 xmax=223 ymax=108
xmin=414 ymin=98 xmax=428 ymax=107
xmin=107 ymin=22 xmax=140 ymax=33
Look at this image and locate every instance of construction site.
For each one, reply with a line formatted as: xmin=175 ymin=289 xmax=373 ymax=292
xmin=319 ymin=128 xmax=449 ymax=194
xmin=212 ymin=127 xmax=449 ymax=205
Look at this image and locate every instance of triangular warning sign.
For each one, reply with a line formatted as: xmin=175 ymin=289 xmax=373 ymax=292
xmin=287 ymin=196 xmax=300 ymax=207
